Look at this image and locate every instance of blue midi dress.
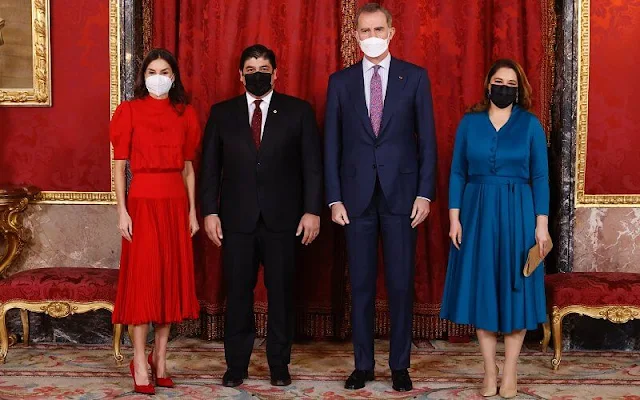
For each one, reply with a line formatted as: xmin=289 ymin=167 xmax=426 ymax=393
xmin=439 ymin=106 xmax=549 ymax=333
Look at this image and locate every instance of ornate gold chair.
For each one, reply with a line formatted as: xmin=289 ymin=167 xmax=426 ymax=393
xmin=541 ymin=272 xmax=640 ymax=370
xmin=0 ymin=186 xmax=124 ymax=365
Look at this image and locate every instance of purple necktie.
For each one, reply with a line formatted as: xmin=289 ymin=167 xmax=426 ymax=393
xmin=370 ymin=65 xmax=383 ymax=136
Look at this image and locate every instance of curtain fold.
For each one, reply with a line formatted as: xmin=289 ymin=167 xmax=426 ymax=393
xmin=148 ymin=0 xmax=555 ymax=340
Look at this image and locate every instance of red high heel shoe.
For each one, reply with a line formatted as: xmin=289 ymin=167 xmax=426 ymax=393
xmin=129 ymin=360 xmax=155 ymax=395
xmin=148 ymin=351 xmax=175 ymax=388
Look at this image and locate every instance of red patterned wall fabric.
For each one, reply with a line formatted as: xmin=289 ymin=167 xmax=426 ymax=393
xmin=0 ymin=1 xmax=112 ymax=192
xmin=585 ymin=1 xmax=640 ymax=195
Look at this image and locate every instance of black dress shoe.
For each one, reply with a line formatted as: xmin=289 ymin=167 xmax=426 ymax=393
xmin=344 ymin=369 xmax=375 ymax=389
xmin=270 ymin=366 xmax=292 ymax=386
xmin=222 ymin=368 xmax=248 ymax=387
xmin=391 ymin=369 xmax=413 ymax=392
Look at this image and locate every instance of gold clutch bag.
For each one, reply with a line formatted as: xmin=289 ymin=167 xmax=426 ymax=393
xmin=523 ymin=237 xmax=553 ymax=277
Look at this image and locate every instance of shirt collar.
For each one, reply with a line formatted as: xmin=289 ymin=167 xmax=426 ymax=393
xmin=246 ymin=90 xmax=274 ymax=107
xmin=363 ymin=53 xmax=391 ymax=73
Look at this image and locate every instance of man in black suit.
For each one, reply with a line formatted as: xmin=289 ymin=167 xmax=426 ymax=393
xmin=200 ymin=44 xmax=323 ymax=388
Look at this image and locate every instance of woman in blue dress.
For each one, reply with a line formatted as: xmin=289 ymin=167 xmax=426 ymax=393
xmin=440 ymin=59 xmax=550 ymax=399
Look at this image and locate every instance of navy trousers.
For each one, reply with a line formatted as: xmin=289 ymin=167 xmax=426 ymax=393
xmin=345 ymin=179 xmax=417 ymax=371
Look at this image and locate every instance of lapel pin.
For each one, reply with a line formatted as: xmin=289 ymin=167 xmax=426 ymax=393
xmin=273 ymin=109 xmax=278 ymax=114
xmin=399 ymin=76 xmax=404 ymax=80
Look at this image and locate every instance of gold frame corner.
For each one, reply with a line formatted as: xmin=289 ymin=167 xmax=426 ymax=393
xmin=575 ymin=0 xmax=640 ymax=207
xmin=36 ymin=0 xmax=120 ymax=205
xmin=0 ymin=0 xmax=52 ymax=107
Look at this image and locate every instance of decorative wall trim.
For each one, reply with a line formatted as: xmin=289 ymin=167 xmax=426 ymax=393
xmin=574 ymin=0 xmax=640 ymax=207
xmin=540 ymin=0 xmax=557 ymax=138
xmin=37 ymin=0 xmax=120 ymax=204
xmin=340 ymin=0 xmax=358 ymax=68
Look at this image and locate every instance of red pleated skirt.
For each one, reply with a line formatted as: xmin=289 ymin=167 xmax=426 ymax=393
xmin=112 ymin=172 xmax=200 ymax=325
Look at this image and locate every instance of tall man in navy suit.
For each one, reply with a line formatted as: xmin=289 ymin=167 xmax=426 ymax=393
xmin=324 ymin=3 xmax=437 ymax=392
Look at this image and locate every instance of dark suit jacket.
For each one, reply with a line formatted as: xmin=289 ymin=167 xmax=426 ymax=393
xmin=324 ymin=57 xmax=437 ymax=217
xmin=200 ymin=91 xmax=323 ymax=233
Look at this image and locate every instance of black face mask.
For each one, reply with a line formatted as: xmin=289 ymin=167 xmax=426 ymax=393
xmin=488 ymin=84 xmax=518 ymax=109
xmin=244 ymin=71 xmax=272 ymax=97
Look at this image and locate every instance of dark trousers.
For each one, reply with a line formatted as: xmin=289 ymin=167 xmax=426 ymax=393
xmin=223 ymin=217 xmax=296 ymax=370
xmin=345 ymin=180 xmax=417 ymax=371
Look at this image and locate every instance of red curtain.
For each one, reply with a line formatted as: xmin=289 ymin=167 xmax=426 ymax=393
xmin=149 ymin=0 xmax=554 ymax=340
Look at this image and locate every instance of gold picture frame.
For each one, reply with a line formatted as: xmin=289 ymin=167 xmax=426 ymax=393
xmin=575 ymin=0 xmax=640 ymax=207
xmin=0 ymin=0 xmax=51 ymax=106
xmin=36 ymin=0 xmax=119 ymax=204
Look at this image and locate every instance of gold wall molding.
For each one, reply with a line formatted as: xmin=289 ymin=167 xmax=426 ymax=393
xmin=37 ymin=0 xmax=119 ymax=204
xmin=0 ymin=0 xmax=51 ymax=106
xmin=575 ymin=0 xmax=640 ymax=207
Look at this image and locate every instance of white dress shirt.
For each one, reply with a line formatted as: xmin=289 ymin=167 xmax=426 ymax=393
xmin=329 ymin=54 xmax=429 ymax=208
xmin=246 ymin=90 xmax=273 ymax=138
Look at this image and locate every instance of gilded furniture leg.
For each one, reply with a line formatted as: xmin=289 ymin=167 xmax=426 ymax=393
xmin=0 ymin=301 xmax=119 ymax=364
xmin=548 ymin=305 xmax=640 ymax=370
xmin=128 ymin=325 xmax=134 ymax=346
xmin=0 ymin=309 xmax=8 ymax=364
xmin=0 ymin=186 xmax=40 ymax=277
xmin=20 ymin=309 xmax=29 ymax=345
xmin=551 ymin=308 xmax=563 ymax=370
xmin=113 ymin=324 xmax=124 ymax=365
xmin=541 ymin=319 xmax=551 ymax=353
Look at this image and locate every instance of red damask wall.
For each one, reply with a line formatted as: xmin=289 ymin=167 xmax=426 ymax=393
xmin=584 ymin=1 xmax=640 ymax=194
xmin=0 ymin=1 xmax=111 ymax=192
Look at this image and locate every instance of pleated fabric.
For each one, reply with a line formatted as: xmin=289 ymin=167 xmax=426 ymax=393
xmin=440 ymin=178 xmax=546 ymax=333
xmin=112 ymin=172 xmax=200 ymax=325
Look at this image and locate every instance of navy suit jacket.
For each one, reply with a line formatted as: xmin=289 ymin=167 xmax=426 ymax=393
xmin=324 ymin=57 xmax=437 ymax=217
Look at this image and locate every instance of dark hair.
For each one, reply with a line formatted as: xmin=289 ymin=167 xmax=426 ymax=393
xmin=469 ymin=59 xmax=533 ymax=112
xmin=239 ymin=44 xmax=277 ymax=71
xmin=133 ymin=48 xmax=188 ymax=113
xmin=356 ymin=3 xmax=393 ymax=27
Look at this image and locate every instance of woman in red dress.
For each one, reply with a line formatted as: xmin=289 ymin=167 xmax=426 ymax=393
xmin=110 ymin=48 xmax=201 ymax=394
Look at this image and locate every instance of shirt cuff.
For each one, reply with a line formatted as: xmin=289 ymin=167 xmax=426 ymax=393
xmin=328 ymin=201 xmax=342 ymax=208
xmin=417 ymin=196 xmax=431 ymax=202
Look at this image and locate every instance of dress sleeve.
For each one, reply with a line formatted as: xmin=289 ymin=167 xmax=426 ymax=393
xmin=110 ymin=101 xmax=133 ymax=160
xmin=184 ymin=105 xmax=203 ymax=161
xmin=448 ymin=115 xmax=469 ymax=209
xmin=529 ymin=116 xmax=550 ymax=216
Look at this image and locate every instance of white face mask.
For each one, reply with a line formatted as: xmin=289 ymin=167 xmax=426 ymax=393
xmin=359 ymin=33 xmax=390 ymax=58
xmin=145 ymin=74 xmax=173 ymax=97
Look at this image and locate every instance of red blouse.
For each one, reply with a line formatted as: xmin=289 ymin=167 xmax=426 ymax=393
xmin=110 ymin=96 xmax=202 ymax=173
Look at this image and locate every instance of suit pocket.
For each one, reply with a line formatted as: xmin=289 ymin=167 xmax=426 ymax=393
xmin=399 ymin=167 xmax=416 ymax=174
